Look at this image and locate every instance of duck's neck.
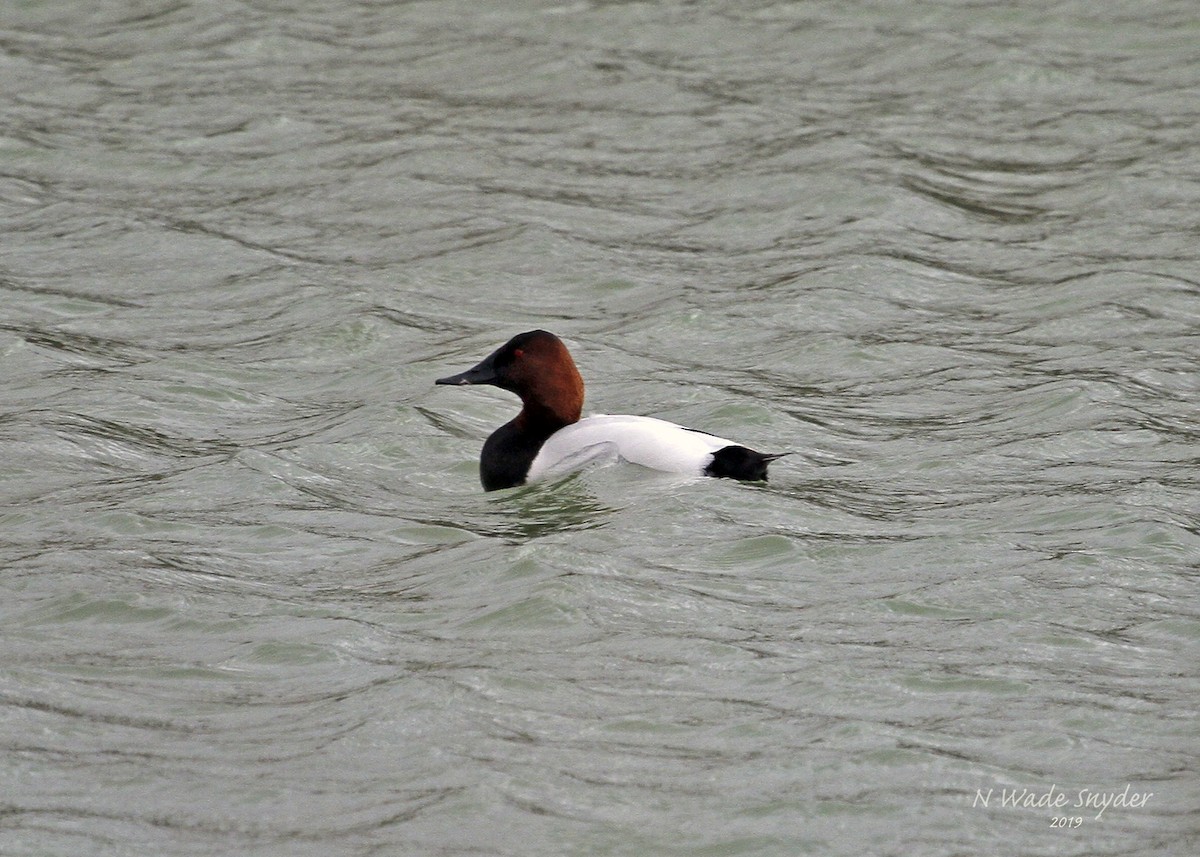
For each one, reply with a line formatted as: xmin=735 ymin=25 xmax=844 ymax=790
xmin=517 ymin=363 xmax=584 ymax=433
xmin=517 ymin=396 xmax=581 ymax=436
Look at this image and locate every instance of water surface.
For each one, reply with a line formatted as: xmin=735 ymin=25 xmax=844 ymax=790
xmin=2 ymin=1 xmax=1198 ymax=855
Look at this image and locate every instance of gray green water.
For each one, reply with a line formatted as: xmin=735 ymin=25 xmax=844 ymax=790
xmin=2 ymin=1 xmax=1198 ymax=855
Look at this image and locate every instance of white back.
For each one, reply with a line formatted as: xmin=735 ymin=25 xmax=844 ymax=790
xmin=527 ymin=414 xmax=734 ymax=481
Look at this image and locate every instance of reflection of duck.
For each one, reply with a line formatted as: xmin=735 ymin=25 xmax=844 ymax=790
xmin=437 ymin=330 xmax=784 ymax=491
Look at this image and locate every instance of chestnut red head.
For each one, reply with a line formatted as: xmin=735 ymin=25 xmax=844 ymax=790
xmin=436 ymin=330 xmax=584 ymax=427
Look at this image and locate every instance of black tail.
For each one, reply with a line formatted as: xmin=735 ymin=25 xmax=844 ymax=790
xmin=705 ymin=446 xmax=789 ymax=482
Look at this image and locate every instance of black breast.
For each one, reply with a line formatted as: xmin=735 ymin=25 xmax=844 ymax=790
xmin=479 ymin=419 xmax=550 ymax=491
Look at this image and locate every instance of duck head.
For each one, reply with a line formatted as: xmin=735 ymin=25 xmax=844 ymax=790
xmin=436 ymin=330 xmax=584 ymax=428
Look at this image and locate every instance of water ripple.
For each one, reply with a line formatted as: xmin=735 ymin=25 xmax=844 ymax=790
xmin=1 ymin=2 xmax=1197 ymax=855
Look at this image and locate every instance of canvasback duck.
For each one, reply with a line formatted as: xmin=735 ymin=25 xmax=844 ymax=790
xmin=436 ymin=330 xmax=784 ymax=491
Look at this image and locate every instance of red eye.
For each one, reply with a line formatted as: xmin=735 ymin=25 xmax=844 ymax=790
xmin=513 ymin=348 xmax=524 ymax=359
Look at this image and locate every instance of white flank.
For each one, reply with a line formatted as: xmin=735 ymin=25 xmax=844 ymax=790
xmin=526 ymin=414 xmax=735 ymax=482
